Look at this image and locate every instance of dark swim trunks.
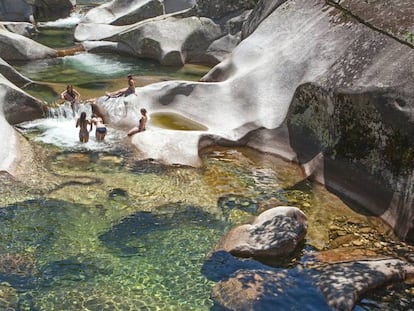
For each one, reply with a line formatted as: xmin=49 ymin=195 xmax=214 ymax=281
xmin=96 ymin=127 xmax=107 ymax=134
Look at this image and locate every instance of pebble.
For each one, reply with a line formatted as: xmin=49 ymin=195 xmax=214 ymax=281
xmin=352 ymin=239 xmax=364 ymax=246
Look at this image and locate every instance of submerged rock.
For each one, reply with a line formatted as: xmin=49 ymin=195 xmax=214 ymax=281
xmin=99 ymin=204 xmax=225 ymax=255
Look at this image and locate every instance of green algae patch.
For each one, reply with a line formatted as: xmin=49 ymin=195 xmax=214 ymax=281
xmin=150 ymin=112 xmax=208 ymax=131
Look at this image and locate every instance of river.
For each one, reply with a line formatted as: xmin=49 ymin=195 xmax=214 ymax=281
xmin=1 ymin=2 xmax=413 ymax=310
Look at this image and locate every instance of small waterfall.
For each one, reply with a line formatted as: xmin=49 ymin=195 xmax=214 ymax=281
xmin=38 ymin=12 xmax=83 ymax=28
xmin=47 ymin=102 xmax=92 ymax=120
xmin=19 ymin=101 xmax=125 ymax=151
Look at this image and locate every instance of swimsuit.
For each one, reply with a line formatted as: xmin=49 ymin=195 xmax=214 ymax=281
xmin=96 ymin=127 xmax=107 ymax=134
xmin=138 ymin=117 xmax=146 ymax=131
xmin=123 ymin=87 xmax=135 ymax=96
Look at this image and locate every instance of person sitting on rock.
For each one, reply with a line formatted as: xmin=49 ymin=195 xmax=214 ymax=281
xmin=105 ymin=74 xmax=136 ymax=99
xmin=127 ymin=108 xmax=147 ymax=136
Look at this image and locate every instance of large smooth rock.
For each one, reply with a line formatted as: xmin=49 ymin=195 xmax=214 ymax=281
xmin=93 ymin=0 xmax=414 ymax=242
xmin=75 ymin=0 xmax=256 ymax=65
xmin=0 ymin=29 xmax=57 ymax=61
xmin=211 ymin=258 xmax=414 ymax=311
xmin=80 ymin=0 xmax=163 ymax=26
xmin=0 ymin=74 xmax=43 ymax=173
xmin=327 ymin=0 xmax=414 ymax=47
xmin=0 ymin=22 xmax=37 ymax=37
xmin=78 ymin=15 xmax=222 ymax=65
xmin=216 ymin=206 xmax=307 ymax=259
xmin=0 ymin=74 xmax=44 ymax=125
xmin=0 ymin=58 xmax=32 ymax=86
xmin=0 ymin=113 xmax=20 ymax=172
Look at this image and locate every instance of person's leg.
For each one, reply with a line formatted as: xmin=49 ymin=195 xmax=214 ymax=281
xmin=127 ymin=127 xmax=139 ymax=136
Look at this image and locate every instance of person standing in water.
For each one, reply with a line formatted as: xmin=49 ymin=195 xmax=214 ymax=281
xmin=61 ymin=85 xmax=81 ymax=111
xmin=76 ymin=112 xmax=90 ymax=143
xmin=90 ymin=113 xmax=107 ymax=142
xmin=127 ymin=108 xmax=147 ymax=136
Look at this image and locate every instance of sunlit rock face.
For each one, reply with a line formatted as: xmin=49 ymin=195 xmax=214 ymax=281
xmin=0 ymin=74 xmax=43 ymax=172
xmin=80 ymin=0 xmax=164 ymax=26
xmin=0 ymin=22 xmax=37 ymax=37
xmin=96 ymin=0 xmax=414 ymax=242
xmin=0 ymin=29 xmax=57 ymax=61
xmin=216 ymin=206 xmax=307 ymax=260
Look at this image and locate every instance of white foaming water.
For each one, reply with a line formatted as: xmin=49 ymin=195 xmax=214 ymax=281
xmin=62 ymin=53 xmax=133 ymax=77
xmin=20 ymin=103 xmax=126 ymax=151
xmin=39 ymin=13 xmax=82 ymax=28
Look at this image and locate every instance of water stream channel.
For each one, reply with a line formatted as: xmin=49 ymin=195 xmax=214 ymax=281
xmin=1 ymin=2 xmax=414 ymax=310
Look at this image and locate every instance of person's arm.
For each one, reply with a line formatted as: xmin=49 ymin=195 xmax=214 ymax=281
xmin=74 ymin=89 xmax=81 ymax=100
xmin=60 ymin=90 xmax=66 ymax=99
xmin=89 ymin=119 xmax=94 ymax=132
